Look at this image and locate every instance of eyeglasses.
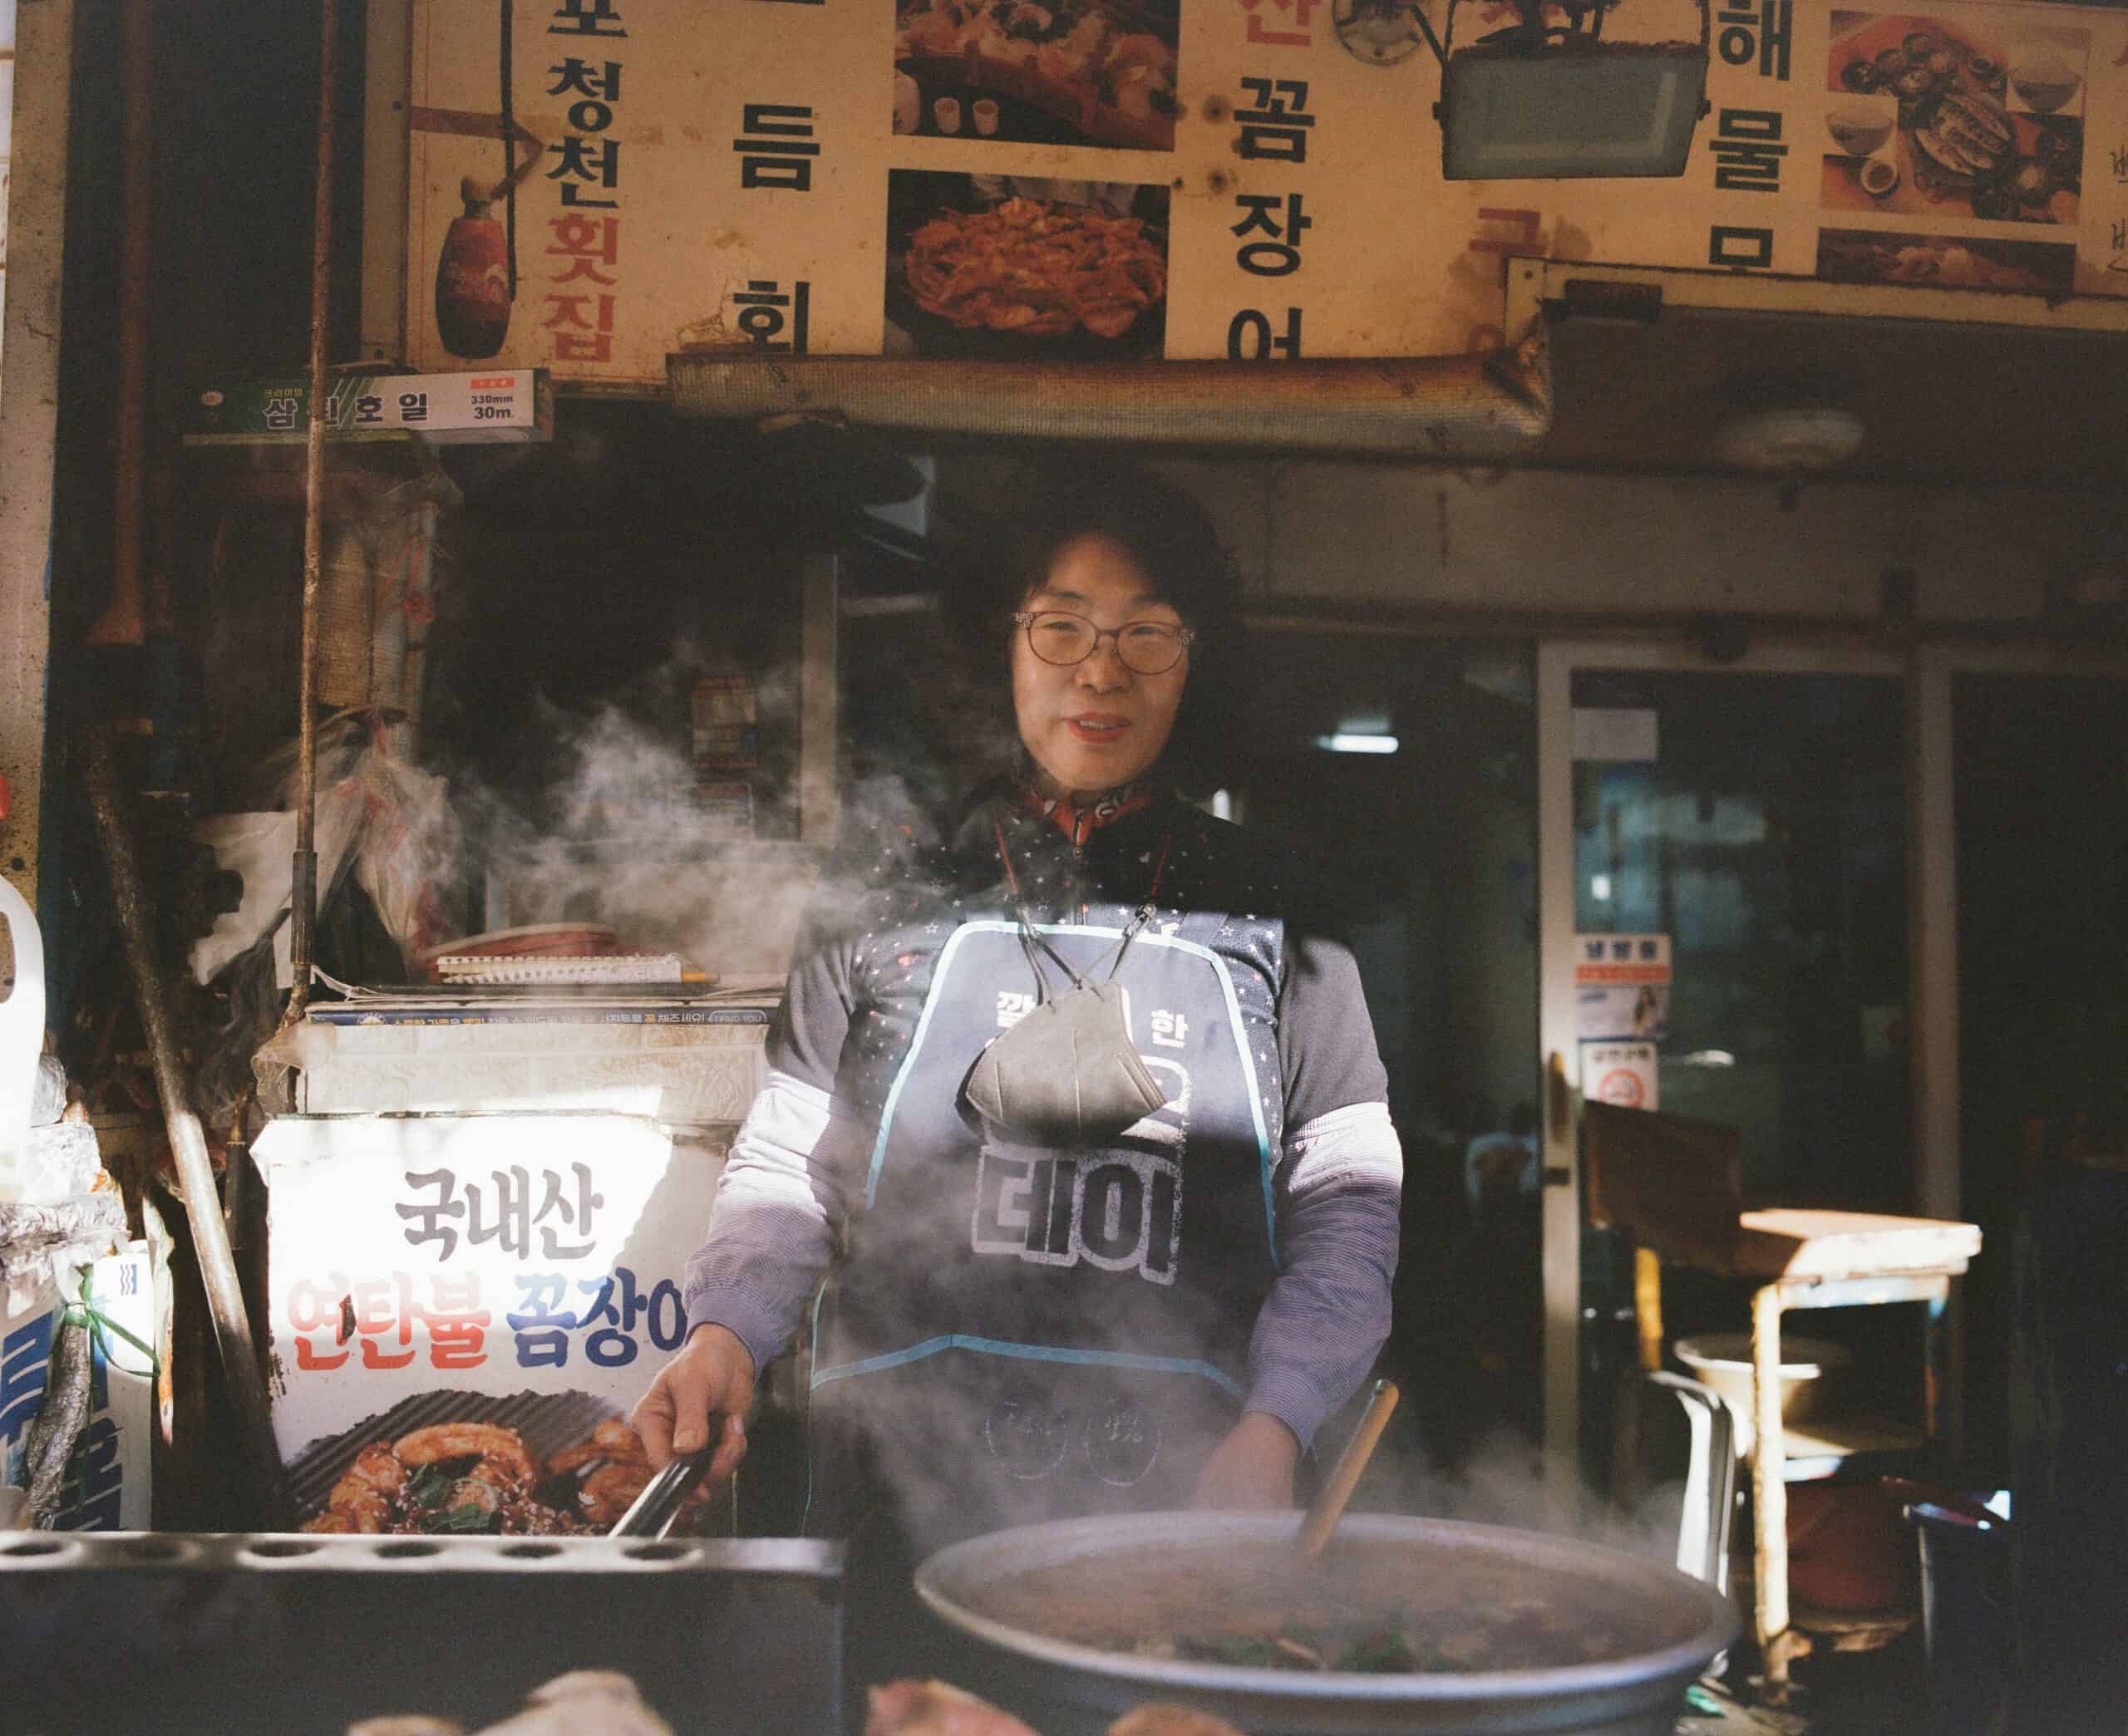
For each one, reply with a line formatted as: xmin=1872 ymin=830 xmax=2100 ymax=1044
xmin=1014 ymin=610 xmax=1196 ymax=676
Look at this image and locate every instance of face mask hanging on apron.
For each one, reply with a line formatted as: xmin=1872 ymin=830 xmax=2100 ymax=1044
xmin=959 ymin=827 xmax=1172 ymax=1146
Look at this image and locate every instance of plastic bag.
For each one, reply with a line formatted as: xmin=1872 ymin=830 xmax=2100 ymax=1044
xmin=190 ymin=715 xmax=461 ymax=986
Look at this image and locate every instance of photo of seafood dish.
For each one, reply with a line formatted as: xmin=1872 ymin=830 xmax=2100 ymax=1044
xmin=1823 ymin=12 xmax=2085 ymax=225
xmin=885 ymin=172 xmax=1169 ymax=359
xmin=298 ymin=1416 xmax=713 ymax=1537
xmin=894 ymin=0 xmax=1180 ymax=152
xmin=1816 ymin=227 xmax=2075 ymax=298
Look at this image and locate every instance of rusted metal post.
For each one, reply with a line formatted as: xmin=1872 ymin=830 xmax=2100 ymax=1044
xmin=85 ymin=0 xmax=153 ymax=651
xmin=82 ymin=728 xmax=292 ymax=1530
xmin=288 ymin=0 xmax=341 ymax=1022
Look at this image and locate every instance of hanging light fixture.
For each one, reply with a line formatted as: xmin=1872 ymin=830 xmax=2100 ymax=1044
xmin=1403 ymin=0 xmax=1712 ymax=180
xmin=1710 ymin=370 xmax=1866 ymax=475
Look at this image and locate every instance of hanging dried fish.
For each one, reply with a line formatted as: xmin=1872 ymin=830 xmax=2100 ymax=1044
xmin=19 ymin=1308 xmax=93 ymax=1527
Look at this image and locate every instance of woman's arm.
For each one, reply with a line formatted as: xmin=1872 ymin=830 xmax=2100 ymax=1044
xmin=1191 ymin=929 xmax=1403 ymax=1507
xmin=680 ymin=1070 xmax=860 ymax=1368
xmin=1242 ymin=1099 xmax=1403 ymax=1448
xmin=641 ymin=902 xmax=866 ymax=1468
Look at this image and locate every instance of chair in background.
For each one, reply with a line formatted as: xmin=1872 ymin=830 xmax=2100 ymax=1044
xmin=1611 ymin=1369 xmax=1736 ymax=1591
xmin=1580 ymin=1100 xmax=1982 ymax=1699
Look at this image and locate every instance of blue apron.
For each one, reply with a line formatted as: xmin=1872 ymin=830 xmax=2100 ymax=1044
xmin=807 ymin=911 xmax=1282 ymax=1542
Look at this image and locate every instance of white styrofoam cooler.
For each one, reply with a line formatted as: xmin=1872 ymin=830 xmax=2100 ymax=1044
xmin=288 ymin=999 xmax=774 ymax=1127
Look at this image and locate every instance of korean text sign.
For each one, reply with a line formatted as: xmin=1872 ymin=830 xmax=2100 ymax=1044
xmin=404 ymin=0 xmax=2128 ymax=386
xmin=259 ymin=1114 xmax=718 ymax=1463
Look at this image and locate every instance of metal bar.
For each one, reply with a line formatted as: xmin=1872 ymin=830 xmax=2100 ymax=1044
xmin=798 ymin=551 xmax=840 ymax=847
xmin=1924 ymin=1285 xmax=1950 ymax=1453
xmin=289 ymin=0 xmax=342 ymax=1021
xmin=1533 ymin=643 xmax=1579 ymax=1522
xmin=1246 ymin=605 xmax=2128 ymax=651
xmin=1773 ymin=1272 xmax=1954 ymax=1311
xmin=1532 ymin=255 xmax=2128 ymax=335
xmin=84 ymin=0 xmax=154 ymax=651
xmin=0 ymin=0 xmax=80 ymax=903
xmin=1749 ymin=1281 xmax=1791 ymax=1693
xmin=1909 ymin=644 xmax=1963 ymax=1463
xmin=81 ymin=728 xmax=292 ymax=1530
xmin=667 ymin=342 xmax=1553 ymax=460
xmin=357 ymin=0 xmax=413 ymax=364
xmin=1909 ymin=647 xmax=1959 ymax=1224
xmin=1411 ymin=0 xmax=1449 ymax=66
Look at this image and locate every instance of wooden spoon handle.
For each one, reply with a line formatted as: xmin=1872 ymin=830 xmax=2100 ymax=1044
xmin=1298 ymin=1379 xmax=1400 ymax=1557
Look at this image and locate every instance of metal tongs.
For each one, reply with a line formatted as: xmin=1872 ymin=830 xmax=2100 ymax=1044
xmin=608 ymin=1443 xmax=721 ymax=1540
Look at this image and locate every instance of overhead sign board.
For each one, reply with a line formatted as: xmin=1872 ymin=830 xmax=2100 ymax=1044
xmin=396 ymin=2 xmax=2128 ymax=388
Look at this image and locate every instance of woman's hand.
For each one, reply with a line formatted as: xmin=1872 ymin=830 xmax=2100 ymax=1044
xmin=1187 ymin=1411 xmax=1300 ymax=1511
xmin=633 ymin=1321 xmax=755 ymax=1479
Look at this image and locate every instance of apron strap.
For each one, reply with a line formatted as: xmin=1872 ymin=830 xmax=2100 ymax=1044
xmin=993 ymin=823 xmax=1174 ymax=997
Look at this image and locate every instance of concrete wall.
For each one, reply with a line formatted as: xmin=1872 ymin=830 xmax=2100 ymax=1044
xmin=1158 ymin=460 xmax=2124 ymax=630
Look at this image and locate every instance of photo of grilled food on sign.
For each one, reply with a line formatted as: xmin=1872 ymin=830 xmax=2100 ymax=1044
xmin=299 ymin=1417 xmax=713 ymax=1537
xmin=1823 ymin=12 xmax=2084 ymax=224
xmin=894 ymin=0 xmax=1180 ymax=151
xmin=887 ymin=174 xmax=1169 ymax=357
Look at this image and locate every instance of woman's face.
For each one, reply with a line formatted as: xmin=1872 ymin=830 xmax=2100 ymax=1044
xmin=1011 ymin=533 xmax=1190 ymax=799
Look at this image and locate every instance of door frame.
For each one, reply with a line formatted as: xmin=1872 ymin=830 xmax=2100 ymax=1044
xmin=1905 ymin=639 xmax=2128 ymax=1457
xmin=1534 ymin=637 xmax=1910 ymax=1502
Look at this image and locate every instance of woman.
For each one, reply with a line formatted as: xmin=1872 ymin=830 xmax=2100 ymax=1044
xmin=634 ymin=459 xmax=1402 ymax=1547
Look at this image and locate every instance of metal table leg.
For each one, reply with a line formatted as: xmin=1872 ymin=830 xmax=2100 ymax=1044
xmin=1750 ymin=1282 xmax=1808 ymax=1699
xmin=1923 ymin=1282 xmax=1950 ymax=1449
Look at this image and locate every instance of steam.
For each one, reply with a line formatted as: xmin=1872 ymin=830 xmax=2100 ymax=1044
xmin=449 ymin=660 xmax=904 ymax=981
xmin=1353 ymin=1421 xmax=1702 ymax=1571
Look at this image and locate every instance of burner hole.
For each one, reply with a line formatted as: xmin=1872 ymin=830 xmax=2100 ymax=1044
xmin=500 ymin=1542 xmax=562 ymax=1560
xmin=245 ymin=1540 xmax=323 ymax=1558
xmin=1 ymin=1540 xmax=66 ymax=1557
xmin=623 ymin=1542 xmax=690 ymax=1562
xmin=374 ymin=1541 xmax=443 ymax=1559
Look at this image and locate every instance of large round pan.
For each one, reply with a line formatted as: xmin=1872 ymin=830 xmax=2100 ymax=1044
xmin=916 ymin=1511 xmax=1738 ymax=1735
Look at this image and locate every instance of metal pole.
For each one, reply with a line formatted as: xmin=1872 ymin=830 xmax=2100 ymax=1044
xmin=0 ymin=0 xmax=81 ymax=905
xmin=82 ymin=728 xmax=292 ymax=1530
xmin=84 ymin=0 xmax=152 ymax=651
xmin=288 ymin=0 xmax=341 ymax=1021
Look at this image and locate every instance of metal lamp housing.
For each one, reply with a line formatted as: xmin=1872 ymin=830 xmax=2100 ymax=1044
xmin=1439 ymin=41 xmax=1709 ymax=179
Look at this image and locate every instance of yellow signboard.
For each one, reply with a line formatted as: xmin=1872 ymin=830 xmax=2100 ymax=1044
xmin=401 ymin=1 xmax=2128 ymax=387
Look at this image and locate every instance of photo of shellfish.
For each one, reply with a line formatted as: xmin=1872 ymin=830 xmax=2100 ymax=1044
xmin=1822 ymin=12 xmax=2085 ymax=226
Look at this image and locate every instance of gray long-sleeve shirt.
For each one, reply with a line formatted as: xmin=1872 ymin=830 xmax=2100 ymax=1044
xmin=683 ymin=793 xmax=1404 ymax=1451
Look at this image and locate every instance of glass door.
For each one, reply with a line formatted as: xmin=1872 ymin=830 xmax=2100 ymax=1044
xmin=1536 ymin=642 xmax=1909 ymax=1486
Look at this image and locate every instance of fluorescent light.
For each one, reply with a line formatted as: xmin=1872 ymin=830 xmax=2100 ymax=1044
xmin=1317 ymin=733 xmax=1399 ymax=755
xmin=1591 ymin=874 xmax=1612 ymax=902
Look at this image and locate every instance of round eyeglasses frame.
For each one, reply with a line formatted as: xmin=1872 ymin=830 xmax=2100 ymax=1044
xmin=1013 ymin=610 xmax=1197 ymax=676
